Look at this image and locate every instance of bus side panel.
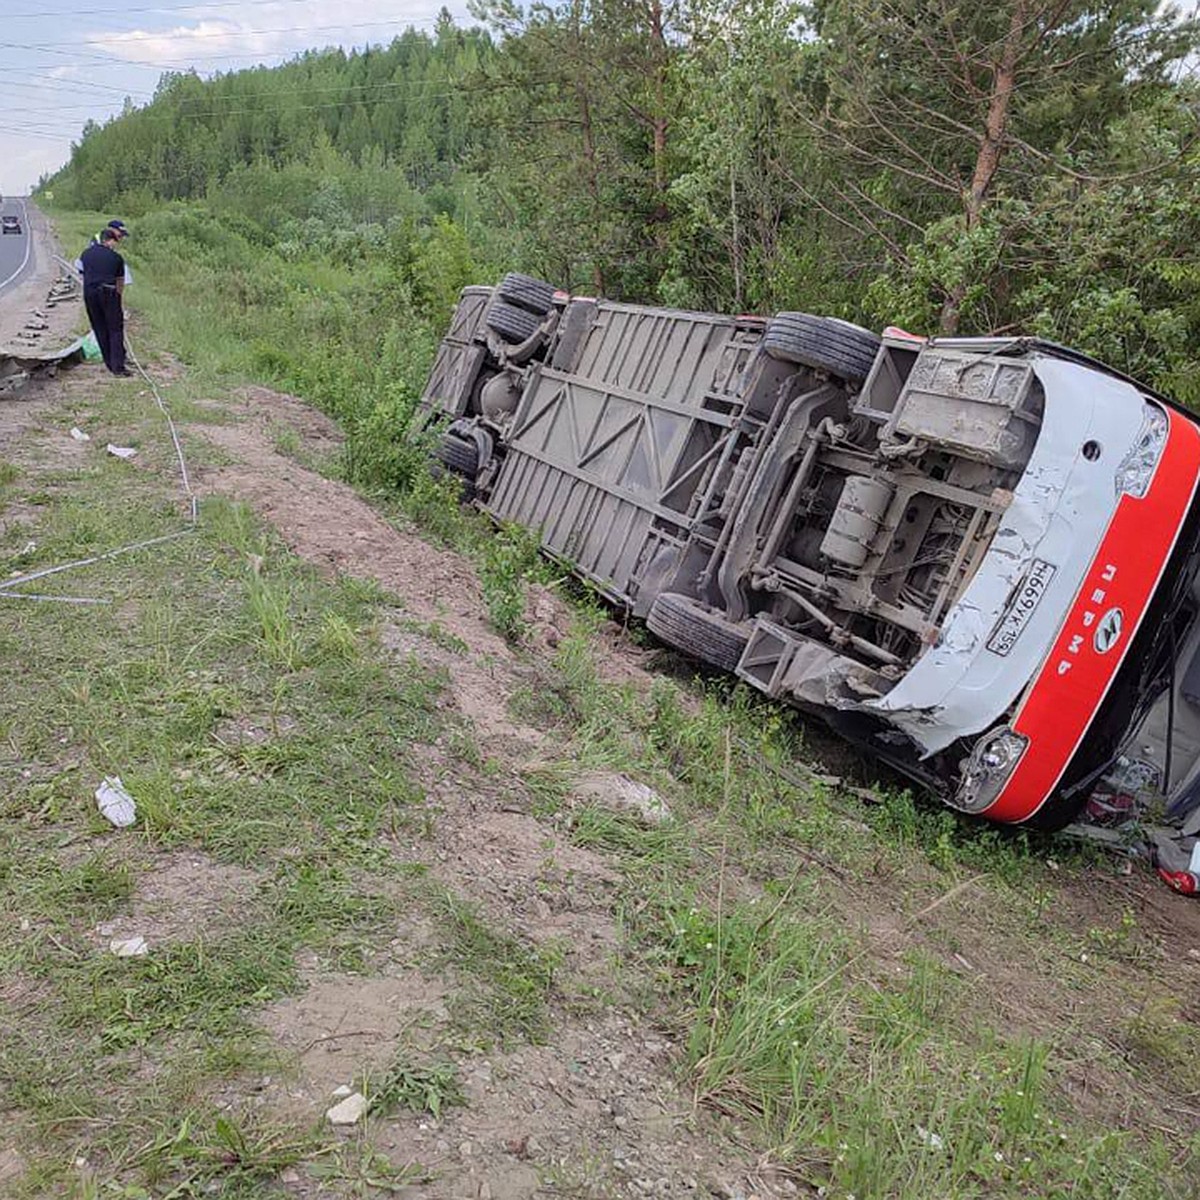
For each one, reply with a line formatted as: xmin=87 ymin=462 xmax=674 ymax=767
xmin=486 ymin=303 xmax=748 ymax=607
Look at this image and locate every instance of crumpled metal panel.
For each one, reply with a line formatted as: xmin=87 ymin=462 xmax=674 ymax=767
xmin=868 ymin=356 xmax=1148 ymax=754
xmin=0 ymin=335 xmax=87 ymax=394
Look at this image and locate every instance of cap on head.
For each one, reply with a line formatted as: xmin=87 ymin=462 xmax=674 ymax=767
xmin=106 ymin=219 xmax=128 ymax=239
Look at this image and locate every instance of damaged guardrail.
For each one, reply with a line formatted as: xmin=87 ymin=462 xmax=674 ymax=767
xmin=0 ymin=335 xmax=87 ymax=397
xmin=1 ymin=256 xmax=85 ymax=395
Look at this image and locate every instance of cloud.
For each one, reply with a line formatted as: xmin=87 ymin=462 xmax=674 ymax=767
xmin=0 ymin=136 xmax=73 ymax=196
xmin=81 ymin=0 xmax=467 ymax=69
xmin=86 ymin=20 xmax=294 ymax=66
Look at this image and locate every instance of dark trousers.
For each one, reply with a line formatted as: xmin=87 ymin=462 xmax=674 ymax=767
xmin=83 ymin=286 xmax=126 ymax=373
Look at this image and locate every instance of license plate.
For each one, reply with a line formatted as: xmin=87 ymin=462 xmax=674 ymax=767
xmin=987 ymin=559 xmax=1057 ymax=657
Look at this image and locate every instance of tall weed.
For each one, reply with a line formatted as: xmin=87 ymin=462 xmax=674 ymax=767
xmin=480 ymin=523 xmax=543 ymax=641
xmin=58 ymin=203 xmax=445 ymax=497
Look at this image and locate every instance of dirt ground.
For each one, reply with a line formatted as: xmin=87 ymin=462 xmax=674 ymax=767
xmin=189 ymin=381 xmax=785 ymax=1199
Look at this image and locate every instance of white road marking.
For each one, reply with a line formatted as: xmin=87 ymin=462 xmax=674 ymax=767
xmin=0 ymin=198 xmax=34 ymax=294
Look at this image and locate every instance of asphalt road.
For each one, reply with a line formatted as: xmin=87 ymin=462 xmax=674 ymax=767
xmin=0 ymin=196 xmax=34 ymax=298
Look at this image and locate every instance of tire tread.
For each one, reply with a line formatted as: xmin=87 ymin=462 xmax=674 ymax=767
xmin=646 ymin=592 xmax=750 ymax=673
xmin=763 ymin=312 xmax=880 ymax=383
xmin=486 ymin=300 xmax=542 ymax=344
xmin=497 ymin=272 xmax=557 ymax=316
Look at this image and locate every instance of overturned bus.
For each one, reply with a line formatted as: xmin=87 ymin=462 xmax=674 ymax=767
xmin=417 ymin=275 xmax=1200 ymax=832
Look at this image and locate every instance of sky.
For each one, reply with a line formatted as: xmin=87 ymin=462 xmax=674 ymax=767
xmin=0 ymin=0 xmax=472 ymax=196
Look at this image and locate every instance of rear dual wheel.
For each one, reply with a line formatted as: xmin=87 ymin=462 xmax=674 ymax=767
xmin=485 ymin=301 xmax=543 ymax=344
xmin=496 ymin=272 xmax=557 ymax=316
xmin=486 ymin=272 xmax=558 ymax=345
xmin=434 ymin=431 xmax=479 ymax=478
xmin=433 ymin=432 xmax=480 ymax=500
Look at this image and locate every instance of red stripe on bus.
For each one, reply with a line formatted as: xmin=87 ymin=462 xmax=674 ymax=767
xmin=981 ymin=407 xmax=1200 ymax=823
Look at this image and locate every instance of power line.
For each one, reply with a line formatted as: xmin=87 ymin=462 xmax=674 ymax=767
xmin=0 ymin=47 xmax=487 ymax=104
xmin=6 ymin=122 xmax=80 ymax=135
xmin=1 ymin=76 xmax=516 ymax=143
xmin=5 ymin=16 xmax=439 ymax=52
xmin=21 ymin=84 xmax=491 ymax=130
xmin=0 ymin=35 xmax=504 ymax=121
xmin=8 ymin=99 xmax=169 ymax=115
xmin=0 ymin=24 xmax=443 ymax=74
xmin=3 ymin=125 xmax=77 ymax=142
xmin=5 ymin=0 xmax=351 ymax=19
xmin=0 ymin=43 xmax=369 ymax=72
xmin=4 ymin=113 xmax=95 ymax=131
xmin=0 ymin=66 xmax=133 ymax=86
xmin=0 ymin=75 xmax=152 ymax=100
xmin=5 ymin=65 xmax=495 ymax=116
xmin=8 ymin=78 xmax=453 ymax=115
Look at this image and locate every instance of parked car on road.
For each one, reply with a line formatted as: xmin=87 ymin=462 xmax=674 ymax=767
xmin=418 ymin=276 xmax=1200 ymax=832
xmin=1 ymin=215 xmax=21 ymax=235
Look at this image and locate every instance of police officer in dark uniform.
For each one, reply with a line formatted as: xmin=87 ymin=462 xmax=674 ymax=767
xmin=79 ymin=228 xmax=131 ymax=376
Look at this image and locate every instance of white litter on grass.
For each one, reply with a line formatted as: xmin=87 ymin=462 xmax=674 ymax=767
xmin=95 ymin=776 xmax=137 ymax=827
xmin=110 ymin=936 xmax=148 ymax=957
xmin=69 ymin=427 xmax=90 ymax=442
xmin=917 ymin=1126 xmax=945 ymax=1150
xmin=106 ymin=444 xmax=137 ymax=460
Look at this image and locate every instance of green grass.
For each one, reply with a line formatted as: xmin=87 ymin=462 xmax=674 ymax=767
xmin=0 ymin=384 xmax=460 ymax=1192
xmin=0 ymin=341 xmax=594 ymax=1192
xmin=48 ymin=204 xmax=443 ymax=499
xmin=430 ymin=886 xmax=562 ymax=1047
xmin=366 ymin=1058 xmax=464 ymax=1118
xmin=646 ymin=888 xmax=1145 ymax=1195
xmin=479 ymin=521 xmax=545 ymax=642
xmin=499 ymin=617 xmax=1200 ymax=1197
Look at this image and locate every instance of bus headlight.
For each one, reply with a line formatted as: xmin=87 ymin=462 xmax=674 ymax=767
xmin=1115 ymin=406 xmax=1168 ymax=498
xmin=955 ymin=727 xmax=1029 ymax=813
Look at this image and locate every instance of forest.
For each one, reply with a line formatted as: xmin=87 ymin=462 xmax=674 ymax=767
xmin=43 ymin=0 xmax=1200 ymax=415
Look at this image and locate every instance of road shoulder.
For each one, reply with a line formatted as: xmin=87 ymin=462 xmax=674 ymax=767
xmin=0 ymin=203 xmax=83 ymax=353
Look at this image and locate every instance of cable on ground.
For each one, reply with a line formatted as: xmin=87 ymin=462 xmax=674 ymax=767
xmin=0 ymin=589 xmax=109 ymax=604
xmin=1 ymin=337 xmax=198 ymax=605
xmin=128 ymin=341 xmax=197 ymax=523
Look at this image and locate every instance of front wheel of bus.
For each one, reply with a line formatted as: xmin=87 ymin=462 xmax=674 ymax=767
xmin=646 ymin=593 xmax=751 ymax=674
